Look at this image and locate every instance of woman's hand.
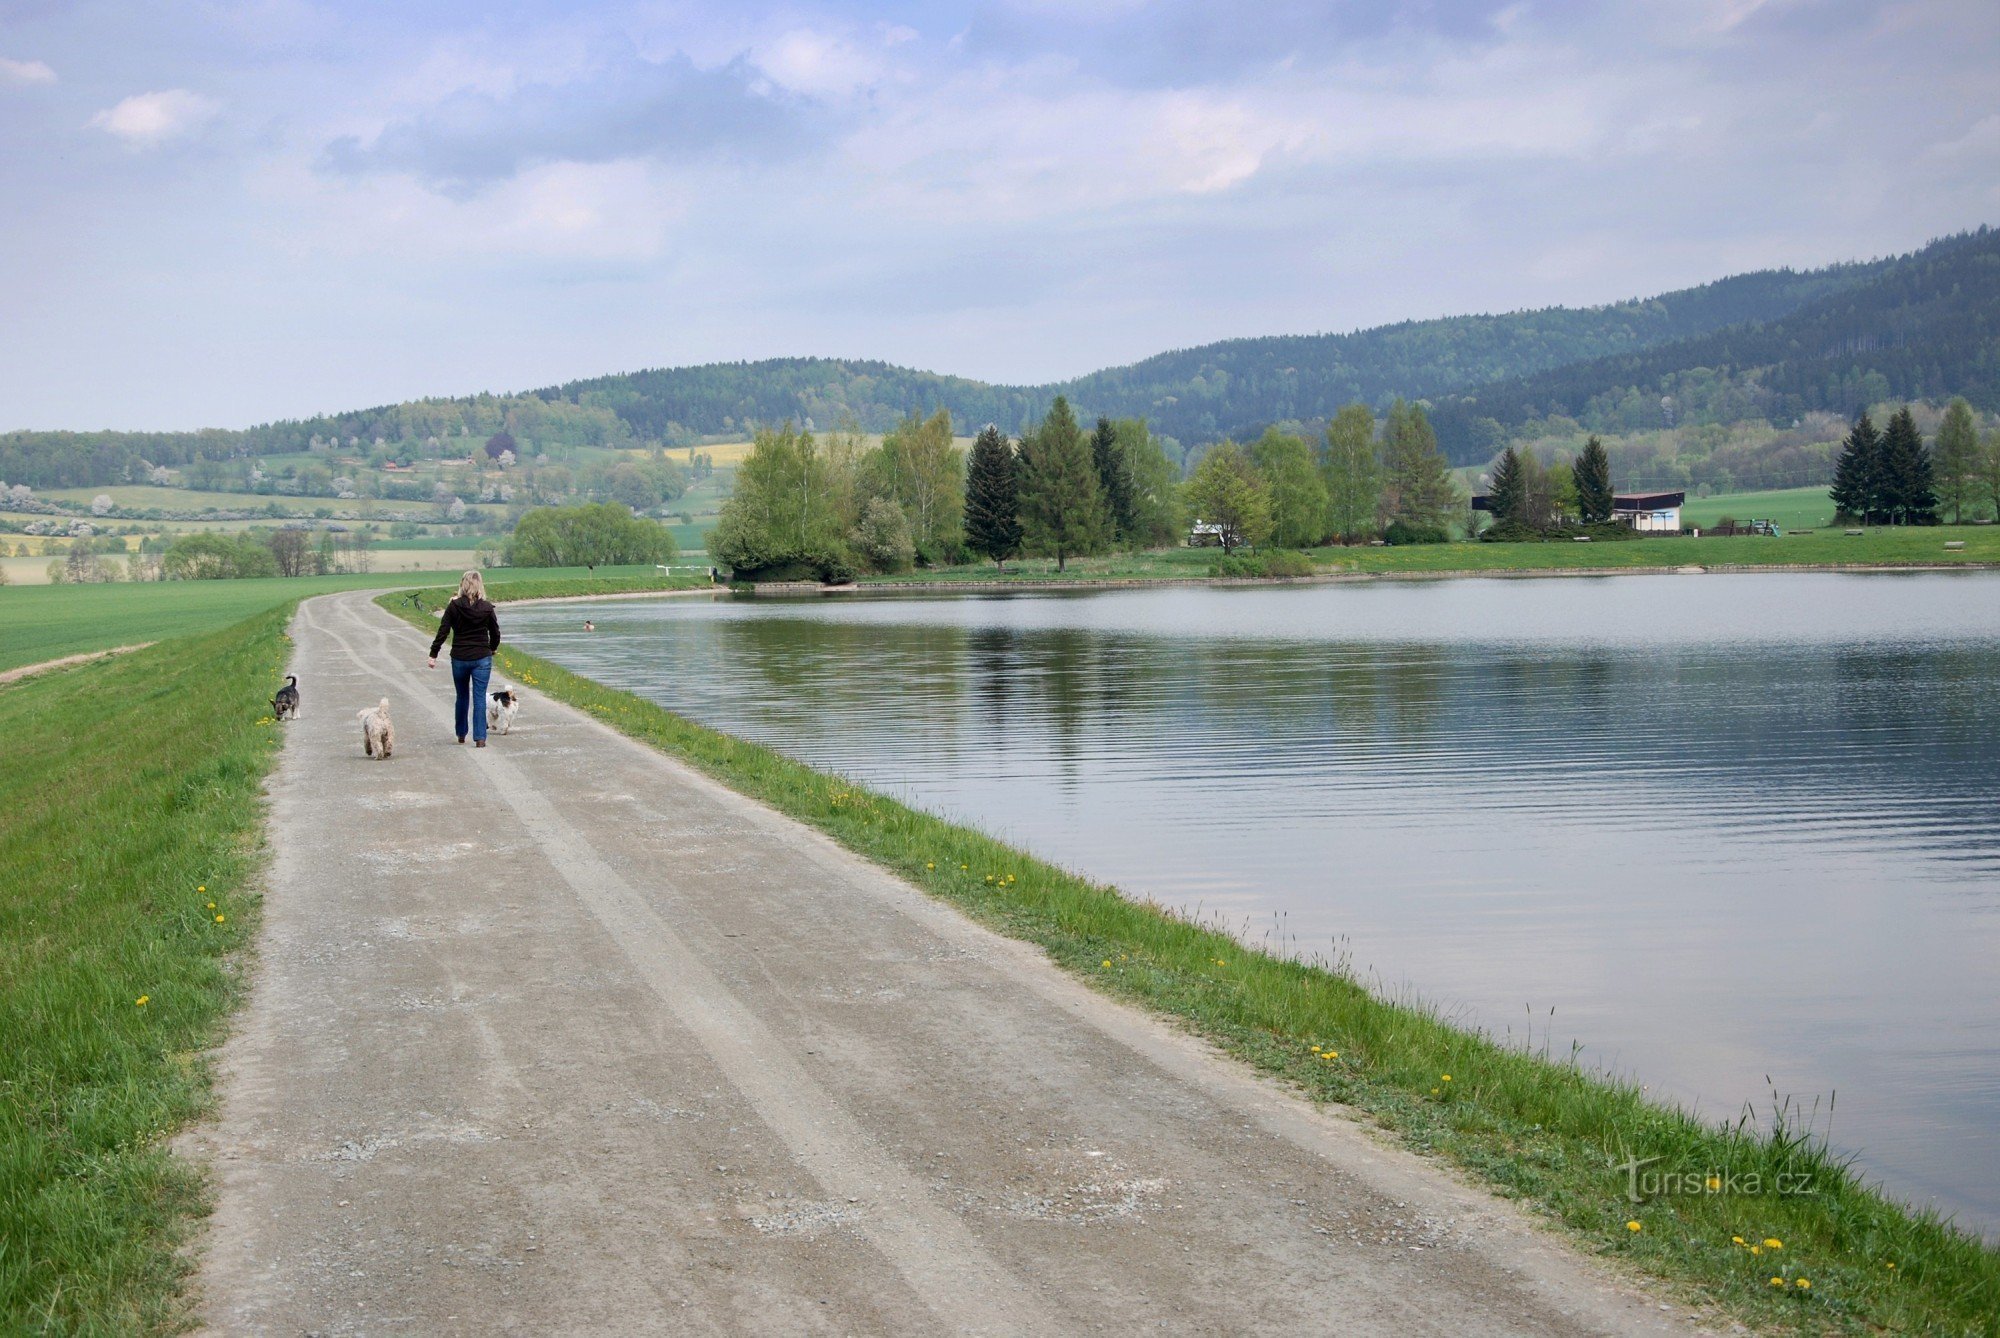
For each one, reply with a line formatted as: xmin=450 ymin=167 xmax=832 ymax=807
xmin=427 ymin=657 xmax=437 ymax=669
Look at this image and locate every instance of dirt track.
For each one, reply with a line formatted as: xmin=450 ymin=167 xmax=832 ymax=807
xmin=189 ymin=590 xmax=1700 ymax=1334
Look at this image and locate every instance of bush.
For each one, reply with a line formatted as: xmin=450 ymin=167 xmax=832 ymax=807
xmin=1383 ymin=520 xmax=1450 ymax=545
xmin=850 ymin=497 xmax=915 ymax=573
xmin=805 ymin=544 xmax=857 ymax=585
xmin=1207 ymin=549 xmax=1318 ymax=579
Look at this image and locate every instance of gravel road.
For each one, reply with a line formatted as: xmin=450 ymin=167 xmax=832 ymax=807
xmin=188 ymin=590 xmax=1700 ymax=1335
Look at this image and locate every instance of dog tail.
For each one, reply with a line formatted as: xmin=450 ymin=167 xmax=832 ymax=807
xmin=378 ymin=697 xmax=390 ymax=712
xmin=286 ymin=675 xmax=297 ymax=687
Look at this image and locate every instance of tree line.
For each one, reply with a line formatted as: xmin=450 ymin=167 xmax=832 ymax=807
xmin=1824 ymin=399 xmax=2000 ymax=526
xmin=715 ymin=398 xmax=1465 ymax=580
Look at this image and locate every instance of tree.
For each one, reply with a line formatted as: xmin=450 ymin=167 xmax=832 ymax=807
xmin=963 ymin=425 xmax=1023 ymax=571
xmin=1182 ymin=442 xmax=1273 ymax=554
xmin=507 ymin=502 xmax=676 ymax=570
xmin=1486 ymin=447 xmax=1526 ymax=524
xmin=850 ymin=496 xmax=916 ymax=573
xmin=1249 ymin=427 xmax=1326 ymax=547
xmin=1319 ymin=404 xmax=1380 ymax=543
xmin=1933 ymin=397 xmax=1980 ymax=524
xmin=1574 ymin=436 xmax=1613 ymax=523
xmin=1380 ymin=400 xmax=1459 ymax=531
xmin=1981 ymin=430 xmax=2000 ymax=524
xmin=1878 ymin=406 xmax=1936 ymax=525
xmin=1016 ymin=396 xmax=1108 ymax=571
xmin=484 ymin=431 xmax=517 ymax=460
xmin=1091 ymin=416 xmax=1136 ymax=545
xmin=1113 ymin=418 xmax=1183 ymax=549
xmin=710 ymin=424 xmax=852 ymax=576
xmin=863 ymin=409 xmax=963 ymax=562
xmin=266 ymin=527 xmax=313 ymax=577
xmin=162 ymin=532 xmax=279 ymax=580
xmin=1829 ymin=411 xmax=1882 ymax=523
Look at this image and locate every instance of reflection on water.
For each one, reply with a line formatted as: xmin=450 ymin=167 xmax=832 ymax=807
xmin=513 ymin=573 xmax=2000 ymax=1231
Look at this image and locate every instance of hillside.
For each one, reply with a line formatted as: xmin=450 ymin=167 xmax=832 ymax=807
xmin=1428 ymin=226 xmax=2000 ymax=461
xmin=6 ymin=231 xmax=1991 ymax=491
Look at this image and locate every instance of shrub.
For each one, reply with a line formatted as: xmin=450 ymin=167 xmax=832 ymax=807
xmin=1383 ymin=519 xmax=1450 ymax=545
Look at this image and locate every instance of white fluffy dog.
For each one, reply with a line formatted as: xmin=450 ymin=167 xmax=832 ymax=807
xmin=357 ymin=697 xmax=395 ymax=759
xmin=487 ymin=684 xmax=521 ymax=736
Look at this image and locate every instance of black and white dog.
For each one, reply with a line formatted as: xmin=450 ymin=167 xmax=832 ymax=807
xmin=271 ymin=675 xmax=301 ymax=721
xmin=487 ymin=684 xmax=522 ymax=735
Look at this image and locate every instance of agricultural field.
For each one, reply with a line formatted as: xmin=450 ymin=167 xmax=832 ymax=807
xmin=1680 ymin=486 xmax=1843 ymax=532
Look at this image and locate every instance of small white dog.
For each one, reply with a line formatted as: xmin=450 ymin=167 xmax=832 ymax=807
xmin=487 ymin=684 xmax=522 ymax=735
xmin=357 ymin=697 xmax=395 ymax=759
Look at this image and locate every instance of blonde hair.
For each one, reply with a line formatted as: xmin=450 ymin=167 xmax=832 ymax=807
xmin=457 ymin=570 xmax=486 ymax=604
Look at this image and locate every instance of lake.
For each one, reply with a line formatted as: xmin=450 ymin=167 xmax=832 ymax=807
xmin=511 ymin=572 xmax=2000 ymax=1232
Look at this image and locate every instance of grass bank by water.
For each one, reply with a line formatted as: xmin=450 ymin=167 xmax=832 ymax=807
xmin=0 ymin=608 xmax=291 ymax=1332
xmin=851 ymin=524 xmax=2000 ymax=589
xmin=385 ymin=579 xmax=2000 ymax=1335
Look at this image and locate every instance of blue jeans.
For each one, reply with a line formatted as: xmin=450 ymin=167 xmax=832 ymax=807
xmin=452 ymin=656 xmax=493 ymax=742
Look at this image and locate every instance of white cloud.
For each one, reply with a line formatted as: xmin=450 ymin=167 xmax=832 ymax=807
xmin=1 ymin=57 xmax=57 ymax=86
xmin=89 ymin=89 xmax=222 ymax=148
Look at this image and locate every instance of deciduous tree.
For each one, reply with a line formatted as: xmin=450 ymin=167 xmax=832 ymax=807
xmin=507 ymin=502 xmax=676 ymax=570
xmin=1249 ymin=427 xmax=1326 ymax=547
xmin=1319 ymin=404 xmax=1380 ymax=543
xmin=1380 ymin=400 xmax=1459 ymax=531
xmin=1933 ymin=397 xmax=1980 ymax=524
xmin=1182 ymin=442 xmax=1272 ymax=554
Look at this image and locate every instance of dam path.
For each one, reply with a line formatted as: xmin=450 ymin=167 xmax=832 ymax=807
xmin=189 ymin=589 xmax=1692 ymax=1335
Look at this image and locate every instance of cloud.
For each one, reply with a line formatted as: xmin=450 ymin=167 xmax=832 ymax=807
xmin=1 ymin=56 xmax=57 ymax=86
xmin=318 ymin=47 xmax=820 ymax=196
xmin=89 ymin=89 xmax=221 ymax=147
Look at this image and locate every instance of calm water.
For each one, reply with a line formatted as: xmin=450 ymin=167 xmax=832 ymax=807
xmin=512 ymin=574 xmax=2000 ymax=1231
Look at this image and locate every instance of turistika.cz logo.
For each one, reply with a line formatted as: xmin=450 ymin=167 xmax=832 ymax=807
xmin=1614 ymin=1154 xmax=1816 ymax=1203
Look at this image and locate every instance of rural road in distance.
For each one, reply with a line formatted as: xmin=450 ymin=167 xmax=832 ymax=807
xmin=189 ymin=590 xmax=1698 ymax=1335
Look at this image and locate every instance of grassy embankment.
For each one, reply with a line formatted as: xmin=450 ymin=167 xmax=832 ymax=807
xmin=381 ymin=579 xmax=2000 ymax=1334
xmin=0 ymin=568 xmax=709 ymax=1332
xmin=0 ymin=565 xmax=692 ymax=674
xmin=0 ymin=607 xmax=291 ymax=1332
xmin=855 ymin=524 xmax=2000 ymax=586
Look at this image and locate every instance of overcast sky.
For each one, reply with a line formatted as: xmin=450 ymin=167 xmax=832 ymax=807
xmin=3 ymin=0 xmax=1997 ymax=430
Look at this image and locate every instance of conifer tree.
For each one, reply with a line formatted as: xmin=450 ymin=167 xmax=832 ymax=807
xmin=1486 ymin=447 xmax=1526 ymax=525
xmin=1381 ymin=400 xmax=1460 ymax=531
xmin=963 ymin=424 xmax=1022 ymax=571
xmin=1829 ymin=412 xmax=1882 ymax=523
xmin=1933 ymin=397 xmax=1980 ymax=524
xmin=1879 ymin=406 xmax=1937 ymax=525
xmin=1091 ymin=416 xmax=1136 ymax=546
xmin=1017 ymin=396 xmax=1108 ymax=571
xmin=1574 ymin=436 xmax=1613 ymax=524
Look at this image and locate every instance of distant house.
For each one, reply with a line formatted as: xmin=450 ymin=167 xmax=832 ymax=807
xmin=1612 ymin=491 xmax=1684 ymax=533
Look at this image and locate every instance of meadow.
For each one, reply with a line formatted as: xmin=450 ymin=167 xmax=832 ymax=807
xmin=1680 ymin=487 xmax=1845 ymax=532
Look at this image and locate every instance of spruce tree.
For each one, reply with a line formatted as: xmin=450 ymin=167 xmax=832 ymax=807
xmin=1933 ymin=397 xmax=1980 ymax=524
xmin=1091 ymin=416 xmax=1136 ymax=546
xmin=1829 ymin=412 xmax=1881 ymax=524
xmin=1381 ymin=400 xmax=1460 ymax=531
xmin=1879 ymin=406 xmax=1937 ymax=525
xmin=1017 ymin=396 xmax=1108 ymax=571
xmin=1486 ymin=447 xmax=1526 ymax=526
xmin=963 ymin=424 xmax=1023 ymax=571
xmin=1574 ymin=436 xmax=1613 ymax=524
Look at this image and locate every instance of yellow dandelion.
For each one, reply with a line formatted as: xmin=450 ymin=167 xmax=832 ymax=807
xmin=1795 ymin=1279 xmax=1810 ymax=1291
xmin=1769 ymin=1277 xmax=1787 ymax=1288
xmin=1626 ymin=1220 xmax=1642 ymax=1233
xmin=1324 ymin=1051 xmax=1339 ymax=1060
xmin=1101 ymin=959 xmax=1112 ymax=968
xmin=1750 ymin=1246 xmax=1761 ymax=1256
xmin=1885 ymin=1262 xmax=1896 ymax=1271
xmin=198 ymin=885 xmax=206 ymax=893
xmin=1764 ymin=1238 xmax=1782 ymax=1250
xmin=925 ymin=862 xmax=935 ymax=870
xmin=1441 ymin=1074 xmax=1452 ymax=1083
xmin=215 ymin=914 xmax=226 ymax=923
xmin=135 ymin=995 xmax=150 ymax=1007
xmin=1732 ymin=1236 xmax=1745 ymax=1245
xmin=207 ymin=902 xmax=215 ymax=909
xmin=1706 ymin=1175 xmax=1721 ymax=1191
xmin=1429 ymin=1087 xmax=1440 ymax=1096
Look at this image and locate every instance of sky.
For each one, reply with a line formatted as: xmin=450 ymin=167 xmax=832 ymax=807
xmin=3 ymin=0 xmax=1998 ymax=431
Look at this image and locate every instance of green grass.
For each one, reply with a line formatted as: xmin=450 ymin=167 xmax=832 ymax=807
xmin=0 ymin=566 xmax=681 ymax=675
xmin=0 ymin=607 xmax=292 ymax=1333
xmin=382 ymin=579 xmax=2000 ymax=1334
xmin=1681 ymin=488 xmax=1843 ymax=532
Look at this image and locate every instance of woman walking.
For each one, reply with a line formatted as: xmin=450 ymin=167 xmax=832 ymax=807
xmin=428 ymin=571 xmax=502 ymax=747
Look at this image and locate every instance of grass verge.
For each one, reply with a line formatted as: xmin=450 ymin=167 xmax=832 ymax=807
xmin=381 ymin=581 xmax=2000 ymax=1335
xmin=0 ymin=606 xmax=293 ymax=1333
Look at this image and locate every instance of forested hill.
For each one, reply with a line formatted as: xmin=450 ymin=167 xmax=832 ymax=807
xmin=529 ymin=257 xmax=1886 ymax=445
xmin=1426 ymin=226 xmax=2000 ymax=461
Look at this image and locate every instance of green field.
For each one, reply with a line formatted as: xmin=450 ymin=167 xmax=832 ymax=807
xmin=1680 ymin=487 xmax=1842 ymax=532
xmin=0 ymin=564 xmax=668 ymax=674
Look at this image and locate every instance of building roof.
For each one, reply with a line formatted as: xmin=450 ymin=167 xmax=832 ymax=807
xmin=1612 ymin=491 xmax=1686 ymax=509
